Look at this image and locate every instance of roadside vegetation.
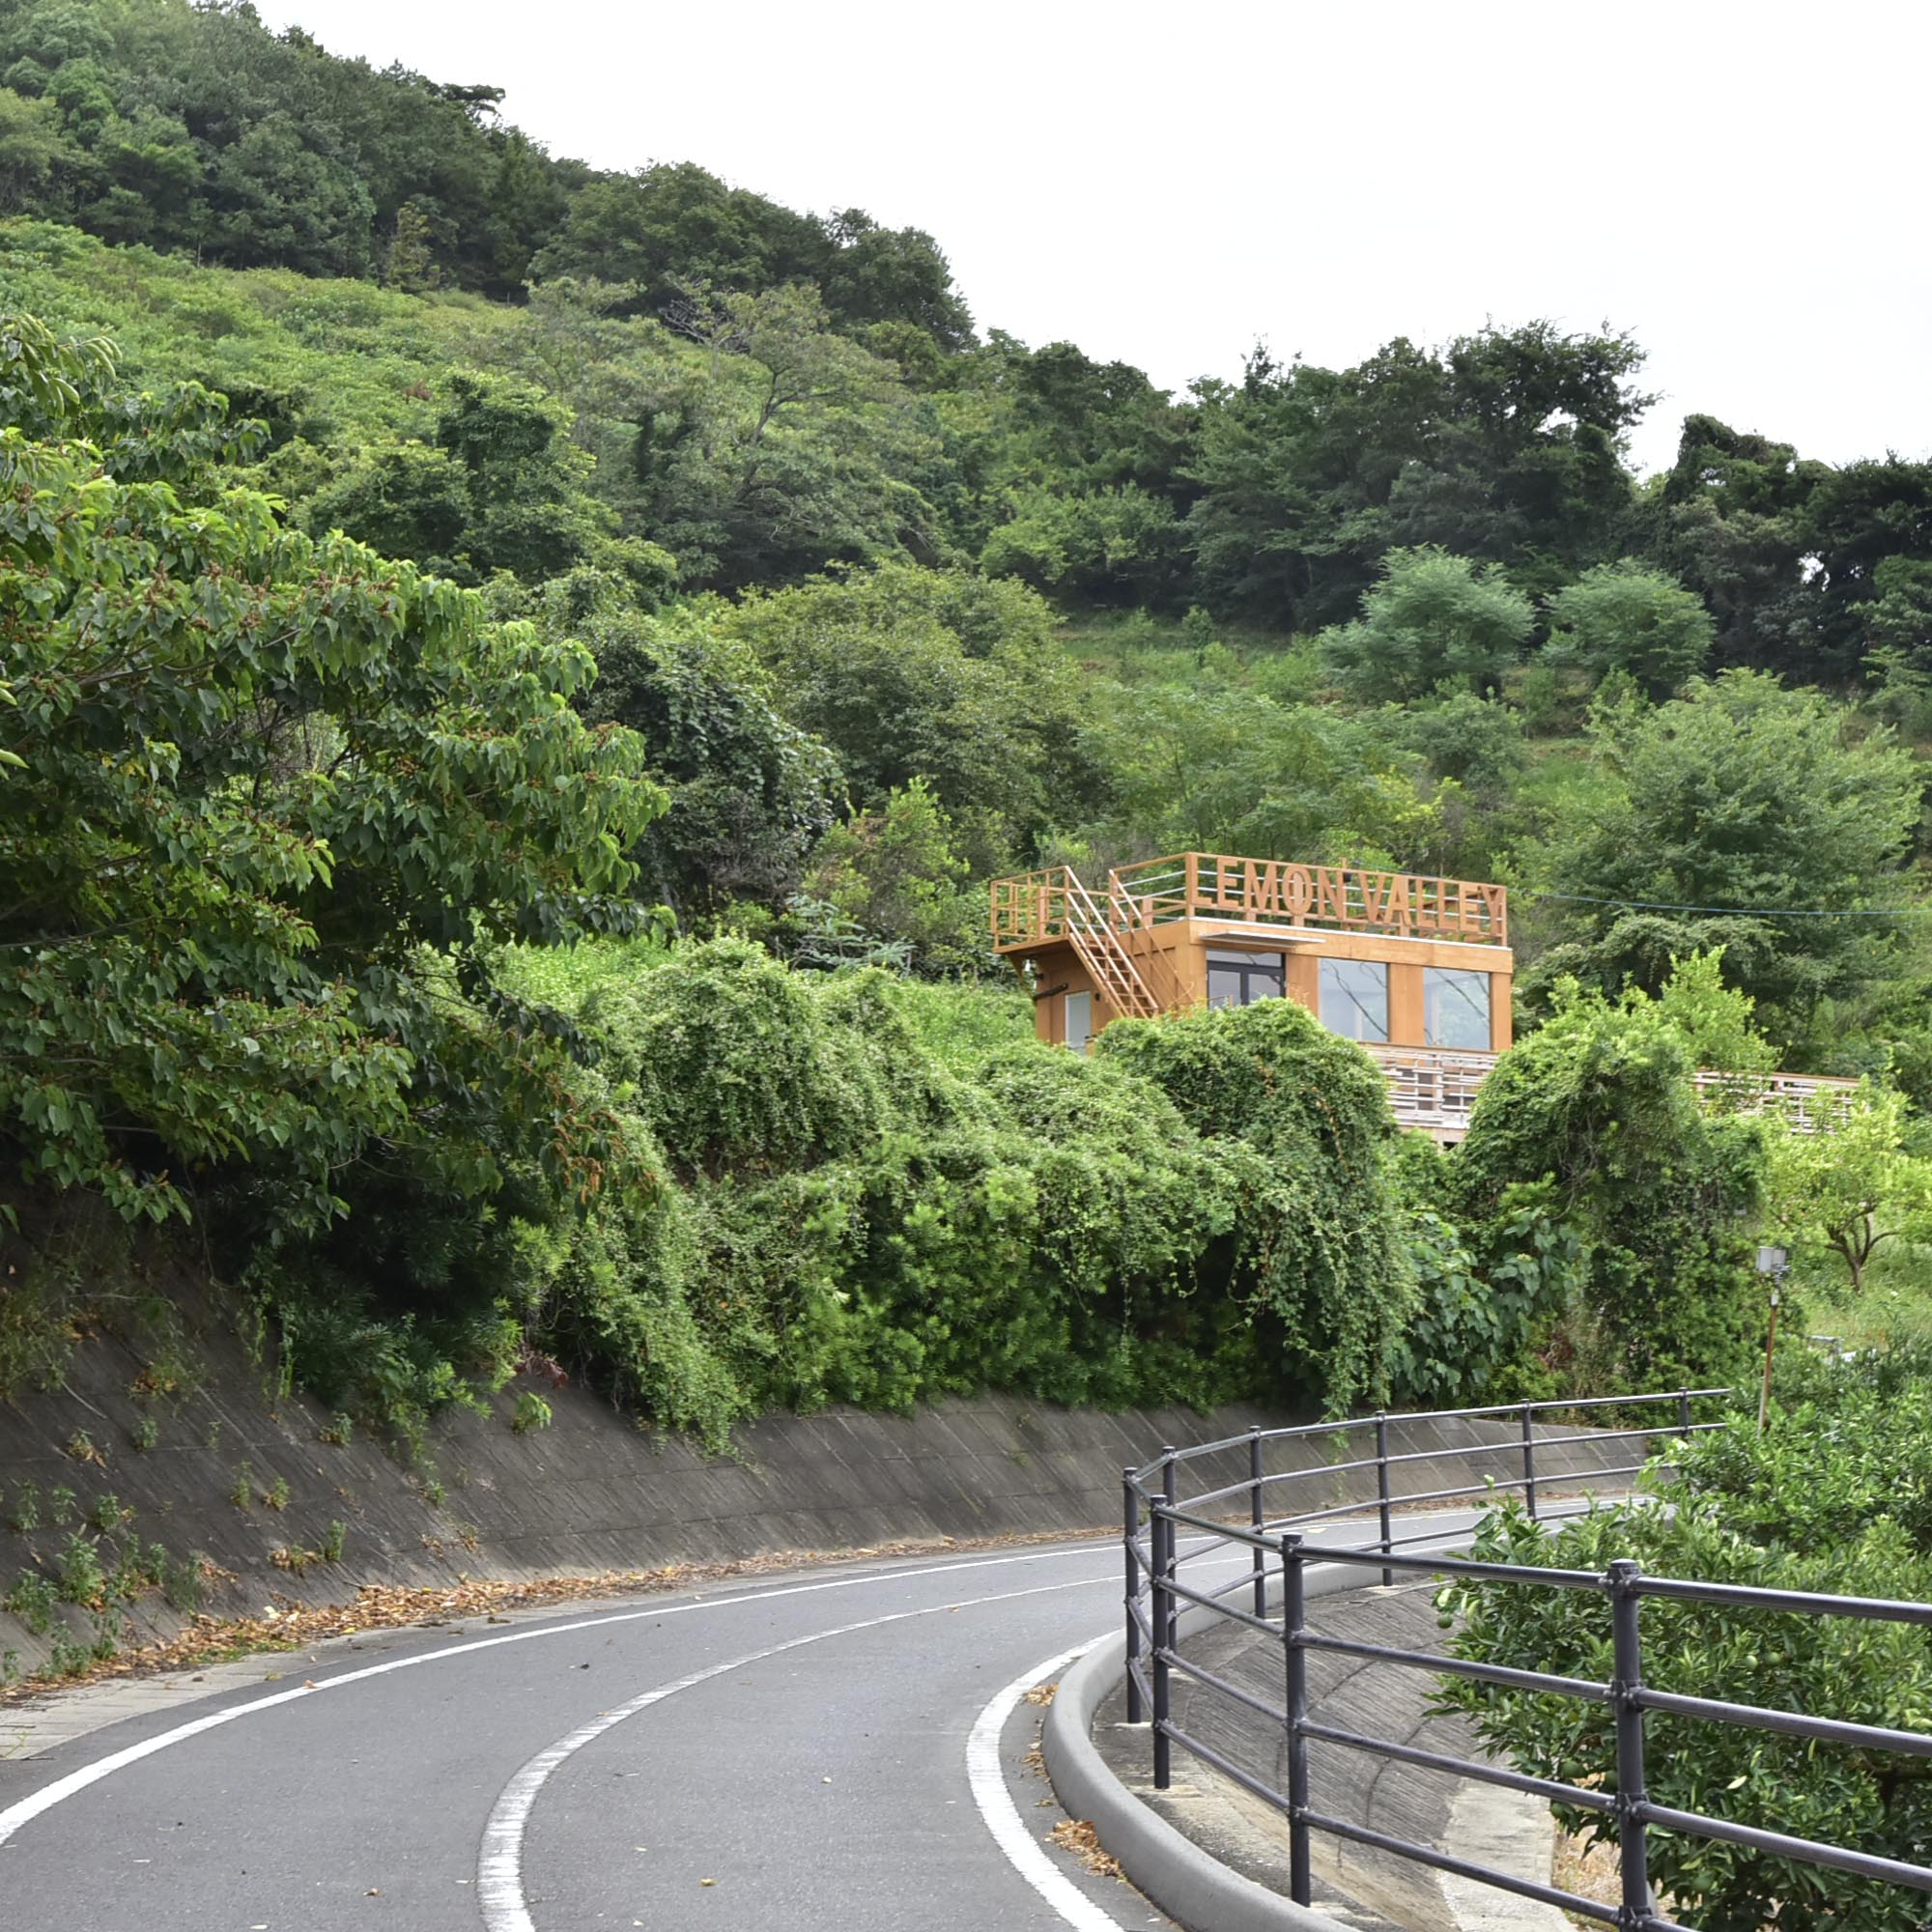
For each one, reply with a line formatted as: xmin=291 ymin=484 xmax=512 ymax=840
xmin=1440 ymin=1350 xmax=1932 ymax=1931
xmin=2 ymin=0 xmax=1932 ymax=1462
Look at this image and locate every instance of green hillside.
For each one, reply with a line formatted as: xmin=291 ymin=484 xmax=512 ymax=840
xmin=4 ymin=0 xmax=1932 ymax=1460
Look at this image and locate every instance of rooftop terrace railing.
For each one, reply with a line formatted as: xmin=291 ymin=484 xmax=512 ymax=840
xmin=1122 ymin=1394 xmax=1932 ymax=1928
xmin=989 ymin=855 xmax=1511 ymax=952
xmin=1110 ymin=853 xmax=1510 ymax=946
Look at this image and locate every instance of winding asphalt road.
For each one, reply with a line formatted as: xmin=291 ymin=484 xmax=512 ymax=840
xmin=0 ymin=1535 xmax=1224 ymax=1932
xmin=0 ymin=1514 xmax=1515 ymax=1932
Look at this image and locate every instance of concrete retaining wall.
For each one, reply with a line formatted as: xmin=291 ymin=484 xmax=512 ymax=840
xmin=0 ymin=1302 xmax=1304 ymax=1676
xmin=0 ymin=1293 xmax=1668 ymax=1681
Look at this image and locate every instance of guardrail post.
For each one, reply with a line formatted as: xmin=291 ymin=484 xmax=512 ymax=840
xmin=1677 ymin=1389 xmax=1691 ymax=1441
xmin=1152 ymin=1448 xmax=1177 ymax=1789
xmin=1249 ymin=1428 xmax=1267 ymax=1618
xmin=1375 ymin=1410 xmax=1393 ymax=1587
xmin=1280 ymin=1531 xmax=1312 ymax=1907
xmin=1520 ymin=1402 xmax=1539 ymax=1520
xmin=1608 ymin=1558 xmax=1652 ymax=1926
xmin=1122 ymin=1469 xmax=1143 ymax=1725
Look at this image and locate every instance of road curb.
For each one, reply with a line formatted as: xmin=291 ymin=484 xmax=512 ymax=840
xmin=1043 ymin=1543 xmax=1490 ymax=1932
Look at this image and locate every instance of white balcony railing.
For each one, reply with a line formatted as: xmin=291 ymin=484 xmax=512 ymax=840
xmin=1365 ymin=1046 xmax=1497 ymax=1136
xmin=1366 ymin=1046 xmax=1858 ymax=1140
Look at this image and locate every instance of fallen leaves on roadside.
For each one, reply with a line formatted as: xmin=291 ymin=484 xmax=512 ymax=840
xmin=1048 ymin=1819 xmax=1122 ymax=1879
xmin=1021 ymin=1681 xmax=1057 ymax=1706
xmin=0 ymin=1525 xmax=1114 ymax=1705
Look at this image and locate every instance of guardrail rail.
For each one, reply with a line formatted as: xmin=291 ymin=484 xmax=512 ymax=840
xmin=1121 ymin=1392 xmax=1932 ymax=1929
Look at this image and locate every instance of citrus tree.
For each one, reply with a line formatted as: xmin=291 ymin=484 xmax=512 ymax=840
xmin=1764 ymin=1084 xmax=1932 ymax=1293
xmin=1439 ymin=1357 xmax=1932 ymax=1932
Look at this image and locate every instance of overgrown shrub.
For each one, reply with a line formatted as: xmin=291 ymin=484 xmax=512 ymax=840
xmin=1450 ymin=972 xmax=1769 ymax=1391
xmin=1097 ymin=997 xmax=1418 ymax=1407
xmin=561 ymin=941 xmax=1425 ymax=1419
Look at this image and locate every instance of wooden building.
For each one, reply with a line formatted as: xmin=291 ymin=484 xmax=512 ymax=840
xmin=988 ymin=853 xmax=1851 ymax=1140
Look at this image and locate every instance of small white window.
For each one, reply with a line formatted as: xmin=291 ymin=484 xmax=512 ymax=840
xmin=1065 ymin=990 xmax=1093 ymax=1054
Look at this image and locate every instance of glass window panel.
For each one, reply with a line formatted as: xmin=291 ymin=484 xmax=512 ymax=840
xmin=1206 ymin=949 xmax=1285 ymax=1008
xmin=1319 ymin=958 xmax=1388 ymax=1042
xmin=1207 ymin=967 xmax=1245 ymax=1009
xmin=1425 ymin=968 xmax=1492 ymax=1050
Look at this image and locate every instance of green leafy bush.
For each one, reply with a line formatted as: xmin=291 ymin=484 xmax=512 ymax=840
xmin=558 ymin=940 xmax=1423 ymax=1420
xmin=54 ymin=1532 xmax=102 ymax=1605
xmin=1388 ymin=1186 xmax=1577 ymax=1407
xmin=1318 ymin=547 xmax=1535 ymax=702
xmin=1451 ymin=970 xmax=1769 ymax=1391
xmin=1543 ymin=559 xmax=1714 ymax=696
xmin=1097 ymin=996 xmax=1417 ymax=1408
xmin=1439 ymin=1355 xmax=1932 ymax=1931
xmin=4 ymin=1571 xmax=56 ymax=1636
xmin=796 ymin=780 xmax=985 ymax=975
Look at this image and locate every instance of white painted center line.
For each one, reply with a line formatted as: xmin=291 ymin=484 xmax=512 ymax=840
xmin=0 ymin=1542 xmax=1154 ymax=1852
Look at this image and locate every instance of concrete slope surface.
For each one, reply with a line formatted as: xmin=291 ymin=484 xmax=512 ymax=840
xmin=0 ymin=1536 xmax=1238 ymax=1932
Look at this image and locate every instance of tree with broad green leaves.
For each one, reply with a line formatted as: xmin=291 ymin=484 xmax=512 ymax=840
xmin=0 ymin=314 xmax=664 ymax=1228
xmin=301 ymin=371 xmax=647 ymax=589
xmin=1532 ymin=669 xmax=1923 ymax=1054
xmin=1649 ymin=947 xmax=1779 ymax=1076
xmin=797 ymin=779 xmax=982 ymax=976
xmin=979 ymin=484 xmax=1184 ymax=606
xmin=711 ymin=560 xmax=1101 ymax=866
xmin=552 ymin=569 xmax=841 ymax=921
xmin=1086 ymin=674 xmax=1437 ymax=869
xmin=1187 ymin=325 xmax=1648 ymax=628
xmin=1318 ymin=547 xmax=1536 ymax=702
xmin=631 ymin=282 xmax=934 ymax=591
xmin=1543 ymin=558 xmax=1714 ymax=696
xmin=0 ymin=86 xmax=70 ymax=210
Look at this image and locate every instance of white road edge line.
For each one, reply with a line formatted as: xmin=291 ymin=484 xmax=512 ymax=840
xmin=962 ymin=1507 xmax=1607 ymax=1932
xmin=968 ymin=1638 xmax=1128 ymax=1932
xmin=0 ymin=1539 xmax=1202 ymax=1853
xmin=0 ymin=1508 xmax=1513 ymax=1864
xmin=478 ymin=1575 xmax=1179 ymax=1932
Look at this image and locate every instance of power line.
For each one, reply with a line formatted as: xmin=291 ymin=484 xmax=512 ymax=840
xmin=1522 ymin=889 xmax=1932 ymax=920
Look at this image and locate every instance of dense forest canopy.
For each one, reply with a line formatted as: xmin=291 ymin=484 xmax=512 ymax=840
xmin=4 ymin=0 xmax=1932 ymax=1457
xmin=0 ymin=0 xmax=1927 ymax=672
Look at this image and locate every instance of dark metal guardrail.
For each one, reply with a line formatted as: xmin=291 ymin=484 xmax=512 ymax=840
xmin=1122 ymin=1391 xmax=1932 ymax=1930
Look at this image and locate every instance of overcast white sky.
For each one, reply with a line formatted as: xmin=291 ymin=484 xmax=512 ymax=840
xmin=261 ymin=0 xmax=1929 ymax=475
